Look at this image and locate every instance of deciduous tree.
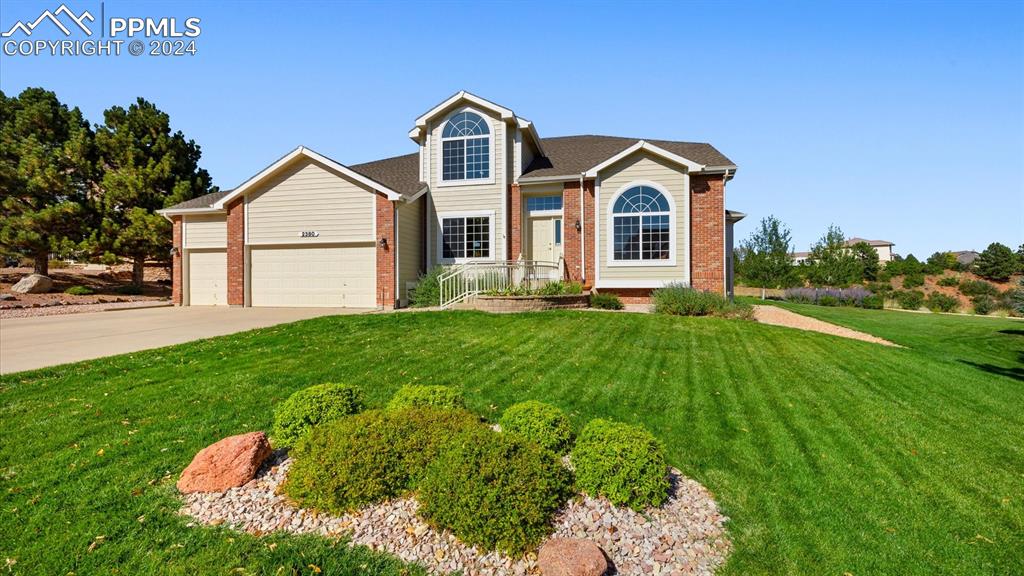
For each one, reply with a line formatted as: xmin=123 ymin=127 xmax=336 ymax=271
xmin=805 ymin=225 xmax=860 ymax=287
xmin=739 ymin=215 xmax=795 ymax=298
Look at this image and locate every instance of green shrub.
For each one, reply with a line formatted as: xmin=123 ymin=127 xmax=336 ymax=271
xmin=283 ymin=407 xmax=481 ymax=514
xmin=114 ymin=284 xmax=143 ymax=295
xmin=959 ymin=279 xmax=998 ymax=297
xmin=418 ymin=427 xmax=572 ymax=555
xmin=719 ymin=301 xmax=755 ymax=320
xmin=861 ymin=294 xmax=884 ymax=309
xmin=272 ymin=383 xmax=364 ymax=447
xmin=48 ymin=259 xmax=69 ymax=269
xmin=571 ymin=419 xmax=669 ymax=511
xmin=410 ymin=265 xmax=446 ymax=307
xmin=64 ymin=285 xmax=94 ymax=295
xmin=892 ymin=290 xmax=925 ymax=310
xmin=590 ymin=292 xmax=624 ymax=310
xmin=902 ymin=274 xmax=925 ymax=289
xmin=936 ymin=275 xmax=960 ymax=287
xmin=972 ymin=295 xmax=994 ymax=315
xmin=387 ymin=385 xmax=465 ymax=411
xmin=652 ymin=283 xmax=724 ymax=316
xmin=866 ymin=281 xmax=893 ymax=295
xmin=535 ymin=281 xmax=583 ymax=296
xmin=499 ymin=400 xmax=574 ymax=454
xmin=926 ymin=292 xmax=959 ymax=313
xmin=818 ymin=295 xmax=840 ymax=307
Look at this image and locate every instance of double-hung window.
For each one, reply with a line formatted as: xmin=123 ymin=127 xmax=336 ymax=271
xmin=611 ymin=185 xmax=673 ymax=262
xmin=441 ymin=111 xmax=490 ymax=182
xmin=441 ymin=215 xmax=491 ymax=259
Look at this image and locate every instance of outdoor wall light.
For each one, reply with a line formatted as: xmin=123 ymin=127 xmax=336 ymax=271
xmin=169 ymin=247 xmax=180 ymax=257
xmin=379 ymin=237 xmax=388 ymax=249
xmin=574 ymin=219 xmax=581 ymax=232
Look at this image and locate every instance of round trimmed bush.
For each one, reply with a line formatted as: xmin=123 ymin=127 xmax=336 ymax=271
xmin=418 ymin=427 xmax=573 ymax=555
xmin=499 ymin=400 xmax=574 ymax=453
xmin=571 ymin=419 xmax=669 ymax=511
xmin=283 ymin=407 xmax=482 ymax=514
xmin=387 ymin=385 xmax=465 ymax=411
xmin=272 ymin=383 xmax=364 ymax=447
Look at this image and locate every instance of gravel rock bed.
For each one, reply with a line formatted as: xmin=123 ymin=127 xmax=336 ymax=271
xmin=0 ymin=300 xmax=170 ymax=319
xmin=180 ymin=452 xmax=730 ymax=575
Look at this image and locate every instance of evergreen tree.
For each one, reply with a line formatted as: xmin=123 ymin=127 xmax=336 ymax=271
xmin=93 ymin=98 xmax=214 ymax=286
xmin=805 ymin=225 xmax=860 ymax=287
xmin=849 ymin=241 xmax=880 ymax=281
xmin=973 ymin=242 xmax=1016 ymax=282
xmin=0 ymin=88 xmax=94 ymax=275
xmin=739 ymin=215 xmax=794 ymax=298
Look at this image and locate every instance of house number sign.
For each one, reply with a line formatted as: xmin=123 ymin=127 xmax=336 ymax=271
xmin=299 ymin=231 xmax=320 ymax=238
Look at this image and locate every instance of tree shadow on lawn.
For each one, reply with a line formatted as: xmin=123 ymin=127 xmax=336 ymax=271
xmin=958 ymin=348 xmax=1024 ymax=382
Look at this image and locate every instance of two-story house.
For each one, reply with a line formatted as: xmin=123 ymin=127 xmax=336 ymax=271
xmin=159 ymin=91 xmax=743 ymax=308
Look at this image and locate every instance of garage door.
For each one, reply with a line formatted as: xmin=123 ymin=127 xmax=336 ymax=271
xmin=188 ymin=249 xmax=227 ymax=305
xmin=250 ymin=245 xmax=375 ymax=308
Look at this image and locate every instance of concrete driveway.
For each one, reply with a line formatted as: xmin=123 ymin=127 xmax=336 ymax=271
xmin=0 ymin=306 xmax=371 ymax=374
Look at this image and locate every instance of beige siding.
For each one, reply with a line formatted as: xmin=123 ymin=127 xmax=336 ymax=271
xmin=249 ymin=245 xmax=375 ymax=307
xmin=246 ymin=158 xmax=375 ymax=245
xmin=397 ymin=196 xmax=424 ymax=306
xmin=183 ymin=214 xmax=226 ymax=248
xmin=428 ymin=106 xmax=506 ymax=262
xmin=597 ymin=152 xmax=689 ymax=284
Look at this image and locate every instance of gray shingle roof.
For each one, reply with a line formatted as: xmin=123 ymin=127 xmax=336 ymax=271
xmin=164 ymin=189 xmax=230 ymax=210
xmin=522 ymin=135 xmax=734 ymax=179
xmin=348 ymin=153 xmax=425 ymax=197
xmin=165 ymin=134 xmax=733 ymax=210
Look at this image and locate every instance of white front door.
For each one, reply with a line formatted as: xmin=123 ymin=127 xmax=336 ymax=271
xmin=528 ymin=216 xmax=563 ymax=266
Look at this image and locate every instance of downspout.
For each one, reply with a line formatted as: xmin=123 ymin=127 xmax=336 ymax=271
xmin=722 ymin=169 xmax=731 ymax=298
xmin=579 ymin=172 xmax=586 ymax=284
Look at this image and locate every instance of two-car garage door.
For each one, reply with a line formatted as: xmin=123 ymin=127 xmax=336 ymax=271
xmin=249 ymin=245 xmax=375 ymax=308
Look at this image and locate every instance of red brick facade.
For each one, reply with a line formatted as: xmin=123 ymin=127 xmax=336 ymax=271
xmin=226 ymin=198 xmax=245 ymax=306
xmin=562 ymin=180 xmax=595 ymax=286
xmin=375 ymin=193 xmax=396 ymax=309
xmin=171 ymin=217 xmax=183 ymax=305
xmin=689 ymin=174 xmax=726 ymax=294
xmin=509 ymin=183 xmax=522 ymax=260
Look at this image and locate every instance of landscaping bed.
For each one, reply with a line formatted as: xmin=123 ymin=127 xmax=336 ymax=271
xmin=472 ymin=293 xmax=590 ymax=313
xmin=0 ymin=266 xmax=170 ymax=317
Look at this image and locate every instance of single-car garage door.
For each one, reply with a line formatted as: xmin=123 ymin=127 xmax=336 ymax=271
xmin=188 ymin=249 xmax=227 ymax=305
xmin=250 ymin=245 xmax=375 ymax=308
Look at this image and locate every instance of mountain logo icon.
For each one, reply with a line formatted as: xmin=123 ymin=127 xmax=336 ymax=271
xmin=2 ymin=3 xmax=95 ymax=37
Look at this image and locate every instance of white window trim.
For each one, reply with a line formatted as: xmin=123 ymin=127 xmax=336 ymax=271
xmin=435 ymin=107 xmax=496 ymax=188
xmin=606 ymin=180 xmax=677 ymax=267
xmin=436 ymin=210 xmax=496 ymax=264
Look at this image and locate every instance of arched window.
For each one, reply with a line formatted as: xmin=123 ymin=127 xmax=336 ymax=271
xmin=441 ymin=111 xmax=490 ymax=181
xmin=611 ymin=185 xmax=672 ymax=262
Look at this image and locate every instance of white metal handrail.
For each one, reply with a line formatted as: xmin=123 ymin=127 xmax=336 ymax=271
xmin=439 ymin=259 xmax=561 ymax=308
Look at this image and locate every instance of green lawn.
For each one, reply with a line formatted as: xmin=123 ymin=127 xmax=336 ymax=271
xmin=2 ymin=309 xmax=1022 ymax=575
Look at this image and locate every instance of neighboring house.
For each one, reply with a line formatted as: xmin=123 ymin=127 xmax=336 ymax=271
xmin=953 ymin=250 xmax=980 ymax=267
xmin=790 ymin=237 xmax=896 ymax=265
xmin=158 ymin=91 xmax=742 ymax=308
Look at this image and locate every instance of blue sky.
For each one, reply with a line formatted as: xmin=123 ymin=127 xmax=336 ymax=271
xmin=1 ymin=0 xmax=1022 ymax=257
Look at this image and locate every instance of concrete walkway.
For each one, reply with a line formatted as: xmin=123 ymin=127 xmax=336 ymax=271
xmin=0 ymin=306 xmax=370 ymax=374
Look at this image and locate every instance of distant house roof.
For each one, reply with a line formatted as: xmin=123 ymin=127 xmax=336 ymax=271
xmin=844 ymin=237 xmax=894 ymax=247
xmin=790 ymin=251 xmax=810 ymax=259
xmin=953 ymin=250 xmax=980 ymax=265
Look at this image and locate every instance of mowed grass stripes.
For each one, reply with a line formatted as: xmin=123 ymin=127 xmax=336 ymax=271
xmin=1 ymin=308 xmax=1021 ymax=575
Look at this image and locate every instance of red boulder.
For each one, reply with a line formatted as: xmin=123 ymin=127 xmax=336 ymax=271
xmin=538 ymin=538 xmax=608 ymax=576
xmin=177 ymin=431 xmax=271 ymax=493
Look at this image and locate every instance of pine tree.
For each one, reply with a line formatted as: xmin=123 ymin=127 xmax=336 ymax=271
xmin=93 ymin=98 xmax=214 ymax=286
xmin=973 ymin=243 xmax=1016 ymax=282
xmin=805 ymin=225 xmax=860 ymax=287
xmin=849 ymin=241 xmax=880 ymax=281
xmin=0 ymin=88 xmax=94 ymax=275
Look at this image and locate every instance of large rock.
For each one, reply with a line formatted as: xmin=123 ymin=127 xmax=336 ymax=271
xmin=10 ymin=274 xmax=52 ymax=294
xmin=177 ymin=432 xmax=272 ymax=494
xmin=538 ymin=538 xmax=608 ymax=576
